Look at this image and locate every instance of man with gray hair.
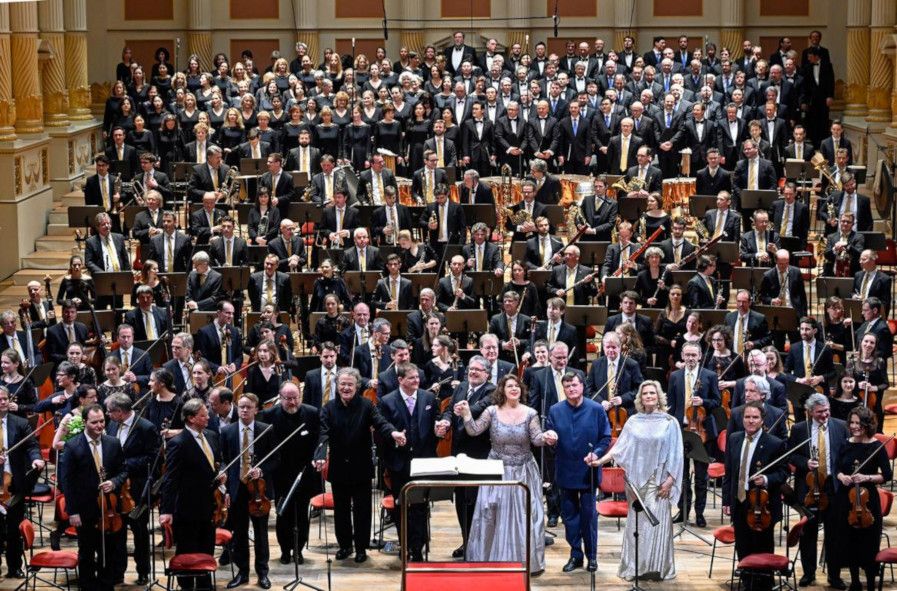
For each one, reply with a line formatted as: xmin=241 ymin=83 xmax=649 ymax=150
xmin=406 ymin=288 xmax=444 ymax=342
xmin=495 ymin=100 xmax=527 ymax=175
xmin=185 ymin=250 xmax=224 ymax=312
xmin=187 ymin=143 xmax=230 ymax=203
xmin=726 ymin=374 xmax=787 ymax=439
xmin=787 ymin=393 xmax=848 ymax=588
xmin=462 ymin=222 xmax=504 ymax=276
xmin=353 ymin=318 xmax=392 ymax=390
xmin=124 ymin=284 xmax=169 ymax=342
xmin=585 ymin=331 xmax=643 ymax=413
xmin=732 ymin=349 xmax=788 ymax=412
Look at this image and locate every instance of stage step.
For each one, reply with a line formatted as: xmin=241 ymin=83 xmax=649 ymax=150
xmin=21 ymin=250 xmax=74 ymax=270
xmin=46 ymin=223 xmax=76 ymax=237
xmin=9 ymin=269 xmax=66 ymax=286
xmin=35 ymin=236 xmax=81 ymax=252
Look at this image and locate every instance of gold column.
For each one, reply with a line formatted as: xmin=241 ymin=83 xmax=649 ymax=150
xmin=867 ymin=0 xmax=896 ymax=123
xmin=720 ymin=0 xmax=744 ymax=60
xmin=507 ymin=0 xmax=530 ymax=52
xmin=614 ymin=0 xmax=636 ymax=51
xmin=10 ymin=2 xmax=42 ymax=135
xmin=188 ymin=0 xmax=213 ymax=71
xmin=39 ymin=0 xmax=67 ymax=127
xmin=63 ymin=0 xmax=89 ymax=121
xmin=845 ymin=26 xmax=870 ymax=116
xmin=0 ymin=6 xmax=15 ymax=141
xmin=292 ymin=0 xmax=318 ymax=68
xmin=400 ymin=32 xmax=425 ymax=56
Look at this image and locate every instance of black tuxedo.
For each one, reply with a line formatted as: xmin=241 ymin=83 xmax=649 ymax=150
xmin=267 ymin=235 xmax=307 ymax=272
xmin=0 ymin=414 xmax=41 ymax=573
xmin=162 ymin=358 xmax=195 ymax=396
xmin=525 ymin=117 xmax=560 ymax=161
xmin=557 ymin=115 xmax=594 ymax=174
xmin=458 ymin=182 xmax=493 ymax=205
xmin=726 ymin=404 xmax=787 ymax=440
xmin=680 ymin=118 xmax=717 ymax=171
xmin=372 ymin=276 xmax=414 ymax=311
xmin=419 ymin=201 xmax=467 ymax=245
xmin=423 ymin=136 xmax=458 ymax=167
xmin=435 ymin=275 xmax=476 ymax=311
xmin=580 ymin=195 xmax=618 ymax=241
xmin=83 ymin=174 xmax=122 ymax=233
xmin=248 ymin=270 xmax=293 ymax=312
xmin=208 ymin=235 xmax=249 ymax=268
xmin=257 ymin=170 xmax=295 ymax=212
xmin=234 ymin=141 xmax=272 ymax=162
xmin=444 ymin=45 xmax=478 ymax=76
xmin=131 ymin=208 xmax=163 ymax=244
xmin=185 ymin=268 xmax=223 ymax=311
xmin=715 ymin=119 xmax=748 ymax=169
xmin=771 ymin=199 xmax=810 ymax=242
xmin=371 ymin=204 xmax=413 ymax=244
xmin=494 ymin=115 xmax=529 ymax=174
xmin=194 ymin=321 xmax=242 ymax=366
xmin=187 ymin=163 xmax=231 ymax=202
xmin=411 ymin=167 xmax=449 ymax=203
xmin=123 ymin=306 xmax=169 ymax=342
xmin=854 ymin=270 xmax=892 ymax=315
xmin=524 ymin=234 xmax=563 ymax=269
xmin=147 ymin=231 xmax=193 ymax=273
xmin=45 ymin=321 xmax=89 ymax=363
xmin=738 ymin=229 xmax=779 ymax=266
xmin=702 ymin=209 xmax=742 ymax=242
xmin=759 ymin=266 xmax=808 ymax=317
xmin=529 ymin=366 xmax=586 ymax=417
xmin=284 ymin=145 xmax=322 ymax=174
xmin=724 ymin=310 xmax=773 ymax=350
xmin=783 ymin=141 xmax=815 ymax=162
xmin=189 ymin=206 xmax=225 ymax=245
xmin=460 ymin=118 xmax=495 ymax=175
xmin=585 ymin=356 xmax=643 ymax=410
xmin=629 ymin=115 xmax=657 ymax=149
xmin=605 ymin=134 xmax=643 ymax=176
xmin=341 ymin=245 xmax=383 ymax=272
xmin=547 ymin=264 xmax=597 ymax=305
xmin=105 ymin=144 xmax=140 ymax=179
xmin=604 ymin=313 xmax=655 ymax=349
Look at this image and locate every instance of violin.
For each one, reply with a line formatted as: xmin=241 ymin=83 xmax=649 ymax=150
xmin=362 ymin=345 xmax=381 ymax=404
xmin=684 ymin=376 xmax=708 ymax=442
xmin=803 ymin=447 xmax=829 ymax=511
xmin=847 ymin=459 xmax=874 ymax=529
xmin=119 ymin=478 xmax=136 ymax=515
xmin=608 ymin=405 xmax=628 ymax=439
xmin=0 ymin=470 xmax=11 ymax=507
xmin=245 ymin=454 xmax=272 ymax=518
xmin=97 ymin=467 xmax=124 ymax=534
xmin=859 ymin=369 xmax=878 ymax=411
xmin=715 ymin=360 xmax=732 ymax=419
xmin=213 ymin=462 xmax=228 ymax=527
xmin=745 ymin=460 xmax=772 ymax=532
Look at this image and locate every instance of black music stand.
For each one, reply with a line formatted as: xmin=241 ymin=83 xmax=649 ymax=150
xmin=344 ymin=271 xmax=380 ymax=302
xmin=543 ymin=205 xmax=565 ymax=228
xmin=528 ymin=270 xmax=551 ymax=288
xmin=289 ymin=202 xmax=323 ymax=226
xmin=669 ymin=270 xmax=697 ymax=288
xmin=623 ymin=474 xmax=659 ymax=591
xmin=67 ymin=205 xmax=104 ymax=232
xmin=216 ymin=266 xmax=251 ymax=294
xmin=618 ymin=196 xmax=648 ymax=221
xmin=860 ymin=231 xmax=886 ymax=251
xmin=687 ymin=195 xmax=717 ymax=219
xmin=468 ymin=271 xmax=503 ymax=307
xmin=445 ymin=310 xmax=488 ymax=335
xmin=30 ymin=362 xmax=55 ymax=389
xmin=704 ymin=241 xmax=739 ymax=265
xmin=406 ymin=273 xmax=438 ymax=298
xmin=76 ymin=310 xmax=116 ymax=334
xmin=509 ymin=241 xmax=527 ymax=263
xmin=157 ymin=273 xmax=187 ymax=298
xmin=639 ymin=308 xmax=663 ymax=323
xmin=740 ymin=190 xmax=778 ymax=213
xmin=353 ymin=205 xmax=376 ymax=230
xmin=122 ymin=206 xmax=142 ymax=232
xmin=172 ymin=162 xmax=195 ymax=184
xmin=460 ymin=204 xmax=497 ymax=229
xmin=577 ymin=242 xmax=610 ymax=268
xmin=278 ymin=467 xmax=327 ymax=591
xmin=289 ymin=271 xmax=318 ymax=335
xmin=289 ymin=172 xmax=310 ymax=189
xmin=731 ymin=267 xmax=771 ymax=298
xmin=603 ymin=277 xmax=638 ymax=300
xmin=567 ymin=305 xmax=608 ymax=331
xmin=815 ymin=277 xmax=858 ymax=301
xmin=93 ymin=271 xmax=133 ymax=318
xmin=239 ymin=158 xmax=266 ymax=175
xmin=787 ymin=381 xmax=818 ymax=422
xmin=235 ymin=203 xmax=253 ymax=225
xmin=188 ymin=311 xmax=216 ymax=334
xmin=754 ymin=305 xmax=799 ymax=335
xmin=247 ymin=245 xmax=270 ymax=267
xmin=375 ymin=310 xmax=412 ymax=341
xmin=692 ymin=309 xmax=728 ymax=327
xmin=674 ymin=429 xmax=713 ymax=547
xmin=322 ymin=248 xmax=345 ymax=270
xmin=437 ymin=244 xmax=463 ymax=270
xmin=785 ymin=159 xmax=814 ymax=181
xmin=132 ymin=340 xmax=167 ymax=366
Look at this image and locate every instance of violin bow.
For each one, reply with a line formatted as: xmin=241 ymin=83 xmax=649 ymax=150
xmin=213 ymin=424 xmax=274 ymax=481
xmin=848 ymin=433 xmax=896 ymax=476
xmin=748 ymin=435 xmax=812 ymax=480
xmin=589 ymin=354 xmax=629 ymax=401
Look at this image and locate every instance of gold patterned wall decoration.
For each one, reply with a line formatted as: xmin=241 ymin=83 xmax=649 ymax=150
xmin=41 ymin=148 xmax=48 ymax=188
xmin=14 ymin=156 xmax=21 ymax=195
xmin=67 ymin=140 xmax=74 ymax=175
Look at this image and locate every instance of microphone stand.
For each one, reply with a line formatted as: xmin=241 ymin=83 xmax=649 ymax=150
xmin=280 ymin=467 xmax=327 ymax=591
xmin=587 ymin=443 xmax=596 ymax=591
xmin=623 ymin=474 xmax=659 ymax=591
xmin=134 ymin=446 xmax=167 ymax=590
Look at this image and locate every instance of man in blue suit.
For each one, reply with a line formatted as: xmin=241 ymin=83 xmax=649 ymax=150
xmin=545 ymin=372 xmax=611 ymax=573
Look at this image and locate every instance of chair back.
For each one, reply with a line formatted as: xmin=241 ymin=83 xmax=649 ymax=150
xmin=18 ymin=519 xmax=35 ymax=552
xmin=717 ymin=429 xmax=727 ymax=453
xmin=162 ymin=521 xmax=175 ymax=550
xmin=878 ymin=488 xmax=894 ymax=517
xmin=786 ymin=517 xmax=808 ymax=549
xmin=598 ymin=466 xmax=627 ymax=495
xmin=56 ymin=495 xmax=69 ymax=520
xmin=874 ymin=433 xmax=897 ymax=461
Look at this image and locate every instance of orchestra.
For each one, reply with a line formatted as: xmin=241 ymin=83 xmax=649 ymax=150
xmin=4 ymin=29 xmax=895 ymax=591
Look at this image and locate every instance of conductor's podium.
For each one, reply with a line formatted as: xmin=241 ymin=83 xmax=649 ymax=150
xmin=401 ymin=479 xmax=531 ymax=591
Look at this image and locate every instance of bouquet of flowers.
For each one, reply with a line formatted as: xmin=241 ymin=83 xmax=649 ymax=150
xmin=62 ymin=414 xmax=85 ymax=442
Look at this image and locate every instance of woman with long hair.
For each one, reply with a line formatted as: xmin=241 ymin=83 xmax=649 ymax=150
xmin=845 ymin=332 xmax=889 ymax=431
xmin=247 ymin=187 xmax=281 ymax=246
xmin=653 ymin=284 xmax=688 ymax=373
xmin=66 ymin=342 xmax=98 ymax=386
xmin=309 ymin=258 xmax=352 ymax=313
xmin=246 ymin=338 xmax=283 ymax=402
xmin=397 ymin=230 xmax=438 ymax=273
xmin=313 ymin=295 xmax=344 ymax=354
xmin=0 ymin=349 xmax=36 ymax=416
xmin=56 ymin=255 xmax=95 ymax=310
xmin=422 ymin=334 xmax=463 ymax=396
xmin=501 ymin=260 xmax=542 ymax=319
xmin=411 ymin=314 xmax=443 ymax=368
xmin=131 ymin=259 xmax=166 ymax=308
xmin=97 ymin=355 xmax=132 ymax=404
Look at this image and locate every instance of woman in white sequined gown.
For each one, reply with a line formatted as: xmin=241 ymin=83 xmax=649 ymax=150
xmin=455 ymin=374 xmax=556 ymax=574
xmin=593 ymin=380 xmax=683 ymax=581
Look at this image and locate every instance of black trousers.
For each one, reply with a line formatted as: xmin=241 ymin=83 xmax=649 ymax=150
xmin=331 ymin=480 xmax=372 ymax=553
xmin=274 ymin=475 xmax=316 ymax=557
xmin=683 ymin=455 xmax=709 ymax=518
xmin=114 ymin=509 xmax=149 ymax=578
xmin=454 ymin=486 xmax=478 ymax=547
xmin=799 ymin=505 xmax=838 ymax=579
xmin=733 ymin=502 xmax=776 ymax=591
xmin=0 ymin=500 xmax=26 ymax=572
xmin=173 ymin=517 xmax=215 ymax=590
xmin=230 ymin=484 xmax=270 ymax=577
xmin=76 ymin=524 xmax=125 ymax=591
xmin=389 ymin=470 xmax=428 ymax=558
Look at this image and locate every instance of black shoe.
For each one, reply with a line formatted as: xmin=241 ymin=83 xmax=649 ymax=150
xmin=279 ymin=553 xmax=292 ymax=565
xmin=354 ymin=551 xmax=367 ymax=563
xmin=799 ymin=574 xmax=816 ymax=587
xmin=587 ymin=560 xmax=597 ymax=572
xmin=827 ymin=578 xmax=847 ymax=590
xmin=309 ymin=508 xmax=322 ymax=519
xmin=258 ymin=575 xmax=272 ymax=589
xmin=410 ymin=552 xmax=424 ymax=562
xmin=672 ymin=512 xmax=684 ymax=524
xmin=136 ymin=575 xmax=149 ymax=585
xmin=49 ymin=530 xmax=61 ymax=551
xmin=227 ymin=574 xmax=249 ymax=589
xmin=452 ymin=545 xmax=465 ymax=559
xmin=335 ymin=548 xmax=353 ymax=560
xmin=562 ymin=558 xmax=583 ymax=573
xmin=112 ymin=578 xmax=124 ymax=585
xmin=847 ymin=582 xmax=862 ymax=591
xmin=547 ymin=516 xmax=558 ymax=527
xmin=7 ymin=569 xmax=24 ymax=579
xmin=544 ymin=536 xmax=554 ymax=546
xmin=219 ymin=551 xmax=231 ymax=566
xmin=695 ymin=514 xmax=707 ymax=528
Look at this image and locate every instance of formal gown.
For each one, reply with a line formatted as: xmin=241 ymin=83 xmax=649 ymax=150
xmin=463 ymin=405 xmax=548 ymax=573
xmin=606 ymin=411 xmax=683 ymax=581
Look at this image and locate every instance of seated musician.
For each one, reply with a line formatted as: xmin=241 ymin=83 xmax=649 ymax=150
xmin=249 ymin=253 xmax=292 ymax=313
xmin=372 ymin=186 xmax=413 ymax=246
xmin=731 ymin=349 xmax=789 ymax=412
xmin=524 ymin=216 xmax=563 ymax=270
xmin=759 ymin=249 xmax=809 ymax=348
xmin=686 ymin=254 xmax=727 ymax=309
xmin=636 ymin=246 xmax=669 ymax=308
xmin=578 ymin=176 xmax=617 ymax=242
xmin=84 ymin=212 xmax=131 ymax=310
xmin=337 ymin=302 xmax=372 ymax=367
xmin=25 ymin=279 xmax=56 ymax=329
xmin=855 ymin=249 xmax=892 ymax=315
xmin=600 ymin=221 xmax=642 ymax=284
xmin=725 ymin=289 xmax=773 ymax=357
xmin=457 ymin=168 xmax=490 ymax=205
xmin=462 ymin=222 xmax=504 ymax=277
xmin=413 ymin=149 xmax=449 ymax=204
xmin=187 ymin=144 xmax=231 ymax=204
xmin=659 ymin=216 xmax=697 ymax=270
xmin=549 ymin=245 xmax=598 ymax=306
xmin=357 ymin=154 xmax=399 ymax=206
xmin=45 ymin=300 xmax=89 ymax=364
xmin=487 ymin=291 xmax=531 ymax=364
xmin=268 ymin=219 xmax=306 ymax=273
xmin=353 ymin=318 xmax=392 ymax=391
xmin=0 ymin=309 xmax=38 ymax=367
xmin=436 ymin=255 xmax=476 ymax=312
xmin=726 ymin=374 xmax=788 ymax=440
xmin=373 ymin=254 xmax=414 ymax=312
xmin=771 ymin=182 xmax=810 ymax=243
xmin=702 ymin=191 xmax=742 ymax=242
xmin=622 ymin=145 xmax=662 ymax=194
xmin=189 ymin=193 xmax=226 ymax=246
xmin=124 ymin=284 xmax=169 ymax=342
xmin=823 ymin=212 xmax=864 ymax=277
xmin=419 ymin=184 xmax=467 ymax=258
xmin=319 ymin=186 xmax=359 ymax=249
xmin=528 ymin=157 xmax=561 ymax=205
xmin=147 ymin=210 xmax=192 ymax=273
xmin=131 ymin=190 xmax=164 ymax=245
xmin=585 ymin=331 xmax=643 ymax=414
xmin=739 ymin=209 xmax=779 ymax=266
xmin=784 ymin=317 xmax=836 ymax=422
xmin=667 ymin=341 xmax=721 ymax=527
xmin=722 ymin=400 xmax=788 ymax=590
xmin=284 ymin=129 xmax=321 ymax=176
xmin=695 ymin=148 xmax=732 ymax=196
xmin=822 ymin=172 xmax=873 ymax=233
xmin=134 ymin=152 xmax=173 ymax=203
xmin=209 ymin=216 xmax=249 ymax=268
xmin=185 ymin=251 xmax=224 ymax=313
xmin=84 ymin=154 xmax=122 ymax=234
xmin=506 ymin=180 xmax=549 ymax=242
xmin=406 ymin=288 xmax=444 ymax=342
xmin=342 ymin=227 xmax=383 ymax=273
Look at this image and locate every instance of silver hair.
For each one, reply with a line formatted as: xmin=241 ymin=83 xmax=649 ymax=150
xmin=743 ymin=375 xmax=770 ymax=400
xmin=805 ymin=392 xmax=830 ymax=412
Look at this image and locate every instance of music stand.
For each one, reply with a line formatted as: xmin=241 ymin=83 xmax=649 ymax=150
xmin=289 ymin=202 xmax=323 ymax=227
xmin=785 ymin=160 xmax=814 ymax=181
xmin=30 ymin=362 xmax=55 ymax=389
xmin=731 ymin=267 xmax=771 ymax=296
xmin=216 ymin=266 xmax=251 ymax=296
xmin=467 ymin=271 xmax=503 ymax=304
xmin=786 ymin=381 xmax=817 ymax=418
xmin=289 ymin=272 xmax=318 ymax=307
xmin=691 ymin=309 xmax=728 ymax=327
xmin=674 ymin=429 xmax=713 ymax=547
xmin=110 ymin=160 xmax=132 ymax=180
xmin=343 ymin=271 xmax=380 ymax=301
xmin=688 ymin=196 xmax=718 ymax=219
xmin=543 ymin=205 xmax=565 ymax=228
xmin=67 ymin=205 xmax=104 ymax=232
xmin=444 ymin=166 xmax=457 ymax=185
xmin=815 ymin=277 xmax=857 ymax=301
xmin=510 ymin=241 xmax=527 ymax=263
xmin=603 ymin=277 xmax=638 ymax=300
xmin=739 ymin=190 xmax=778 ymax=213
xmin=406 ymin=273 xmax=438 ymax=298
xmin=438 ymin=245 xmax=463 ymax=271
xmin=248 ymin=245 xmax=270 ymax=267
xmin=703 ymin=241 xmax=739 ymax=265
xmin=639 ymin=308 xmax=663 ymax=323
xmin=528 ymin=270 xmax=551 ymax=288
xmin=132 ymin=340 xmax=167 ymax=367
xmin=566 ymin=305 xmax=608 ymax=332
xmin=669 ymin=270 xmax=697 ymax=288
xmin=245 ymin=311 xmax=291 ymax=333
xmin=188 ymin=311 xmax=217 ymax=334
xmin=289 ymin=172 xmax=310 ymax=189
xmin=122 ymin=206 xmax=143 ymax=232
xmin=93 ymin=271 xmax=134 ymax=316
xmin=860 ymin=231 xmax=886 ymax=252
xmin=375 ymin=310 xmax=412 ymax=340
xmin=157 ymin=273 xmax=187 ymax=298
xmin=445 ymin=310 xmax=488 ymax=335
xmin=623 ymin=474 xmax=659 ymax=591
xmin=239 ymin=158 xmax=266 ymax=175
xmin=235 ymin=203 xmax=253 ymax=225
xmin=352 ymin=205 xmax=376 ymax=229
xmin=618 ymin=196 xmax=648 ymax=221
xmin=460 ymin=204 xmax=497 ymax=229
xmin=172 ymin=162 xmax=195 ymax=184
xmin=754 ymin=305 xmax=799 ymax=335
xmin=577 ymin=242 xmax=609 ymax=268
xmin=76 ymin=310 xmax=116 ymax=334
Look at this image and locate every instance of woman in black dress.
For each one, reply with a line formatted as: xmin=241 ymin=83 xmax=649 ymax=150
xmin=127 ymin=67 xmax=150 ymax=106
xmin=405 ymin=103 xmax=432 ymax=173
xmin=638 ymin=193 xmax=672 ymax=242
xmin=238 ymin=94 xmax=258 ymax=131
xmin=177 ymin=93 xmax=200 ymax=143
xmin=144 ymin=96 xmax=168 ymax=143
xmin=309 ymin=259 xmax=352 ymax=313
xmin=330 ymin=92 xmax=352 ymax=130
xmin=111 ymin=96 xmax=137 ymax=138
xmin=703 ymin=325 xmax=747 ymax=413
xmin=56 ymin=255 xmax=95 ymax=310
xmin=501 ymin=260 xmax=542 ymax=319
xmin=361 ymin=63 xmax=386 ymax=97
xmin=823 ymin=296 xmax=854 ymax=361
xmin=149 ymin=47 xmax=170 ymax=80
xmin=157 ymin=114 xmax=181 ymax=175
xmin=615 ymin=323 xmax=649 ymax=372
xmin=248 ymin=188 xmax=281 ymax=246
xmin=834 ymin=407 xmax=892 ymax=591
xmin=636 ymin=247 xmax=669 ymax=310
xmin=195 ymin=73 xmax=217 ymax=111
xmin=267 ymin=95 xmax=288 ymax=136
xmin=151 ymin=63 xmax=173 ymax=104
xmin=411 ymin=315 xmax=443 ymax=368
xmin=652 ymin=284 xmax=688 ymax=373
xmin=0 ymin=349 xmax=36 ymax=416
xmin=397 ymin=230 xmax=438 ymax=274
xmin=673 ymin=312 xmax=706 ymax=366
xmin=65 ymin=343 xmax=98 ymax=387
xmin=440 ymin=107 xmax=461 ymax=147
xmin=373 ymin=104 xmax=404 ymax=170
xmin=360 ymin=91 xmax=381 ymax=126
xmin=127 ymin=114 xmax=155 ymax=155
xmin=344 ymin=106 xmax=373 ymax=172
xmin=314 ymin=107 xmax=342 ymax=160
xmin=117 ymin=47 xmax=134 ymax=87
xmin=217 ymin=107 xmax=246 ymax=156
xmin=103 ymin=80 xmax=127 ymax=143
xmin=131 ymin=259 xmax=167 ymax=308
xmin=829 ymin=374 xmax=861 ymax=422
xmin=280 ymin=105 xmax=307 ymax=153
xmin=246 ymin=339 xmax=283 ymax=402
xmin=302 ymin=98 xmax=321 ymax=127
xmin=184 ymin=55 xmax=203 ymax=94
xmin=206 ymin=93 xmax=227 ymax=133
xmin=422 ymin=335 xmax=463 ymax=398
xmin=845 ymin=332 xmax=889 ymax=432
xmin=145 ymin=368 xmax=183 ymax=431
xmin=313 ymin=294 xmax=345 ymax=354
xmin=255 ymin=111 xmax=280 ymax=154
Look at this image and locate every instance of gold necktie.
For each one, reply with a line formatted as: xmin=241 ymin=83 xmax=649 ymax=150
xmin=91 ymin=439 xmax=103 ymax=473
xmin=704 ymin=275 xmax=715 ymax=300
xmin=323 ymin=370 xmax=332 ymax=404
xmin=326 ymin=175 xmax=333 ymax=201
xmin=105 ymin=237 xmax=120 ymax=271
xmin=166 ymin=237 xmax=174 ymax=272
xmin=554 ymin=370 xmax=564 ymax=397
xmin=757 ymin=232 xmax=766 ymax=253
xmin=286 ymin=238 xmax=292 ymax=258
xmin=685 ymin=371 xmax=694 ymax=410
xmin=436 ymin=140 xmax=444 ymax=167
xmin=241 ymin=427 xmax=251 ymax=480
xmin=714 ymin=212 xmax=724 ymax=238
xmin=476 ymin=246 xmax=483 ymax=271
xmin=197 ymin=432 xmax=215 ymax=470
xmin=390 ymin=279 xmax=397 ymax=301
xmin=804 ymin=344 xmax=812 ymax=378
xmin=860 ymin=273 xmax=871 ymax=298
xmin=845 ymin=193 xmax=854 ymax=215
xmin=565 ymin=268 xmax=576 ymax=306
xmin=198 ymin=145 xmax=205 ymax=164
xmin=817 ymin=425 xmax=828 ymax=480
xmin=220 ymin=329 xmax=228 ymax=364
xmin=607 ymin=361 xmax=616 ymax=397
xmin=101 ymin=177 xmax=110 ymax=210
xmin=735 ymin=316 xmax=746 ymax=355
xmin=673 ymin=242 xmax=682 ymax=264
xmin=266 ymin=279 xmax=274 ymax=307
xmin=211 ymin=168 xmax=219 ymax=190
xmin=122 ymin=350 xmax=129 ymax=372
xmin=199 ymin=273 xmax=207 ymax=287
xmin=620 ymin=136 xmax=629 ymax=171
xmin=300 ymin=149 xmax=307 ymax=173
xmin=426 ymin=172 xmax=434 ymax=203
xmin=117 ymin=146 xmax=123 ymax=161
xmin=67 ymin=324 xmax=76 ymax=344
xmin=797 ymin=144 xmax=802 ymax=160
xmin=145 ymin=311 xmax=157 ymax=340
xmin=737 ymin=434 xmax=754 ymax=502
xmin=359 ymin=249 xmax=366 ymax=272
xmin=748 ymin=159 xmax=757 ymax=189
xmin=780 ymin=204 xmax=791 ymax=237
xmin=336 ymin=209 xmax=343 ymax=234
xmin=225 ymin=239 xmax=232 ymax=266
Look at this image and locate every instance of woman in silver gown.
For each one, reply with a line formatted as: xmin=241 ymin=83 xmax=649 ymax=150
xmin=593 ymin=380 xmax=683 ymax=581
xmin=455 ymin=374 xmax=557 ymax=574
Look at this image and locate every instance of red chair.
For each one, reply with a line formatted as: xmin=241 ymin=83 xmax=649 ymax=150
xmin=596 ymin=466 xmax=628 ymax=530
xmin=216 ymin=527 xmax=234 ymax=578
xmin=709 ymin=525 xmax=736 ymax=580
xmin=874 ymin=434 xmax=897 ymax=491
xmin=162 ymin=521 xmax=218 ymax=591
xmin=377 ymin=494 xmax=396 ymax=546
xmin=18 ymin=519 xmax=79 ymax=591
xmin=878 ymin=488 xmax=895 ymax=582
xmin=876 ymin=548 xmax=897 ymax=591
xmin=309 ymin=461 xmax=334 ymax=541
xmin=735 ymin=517 xmax=807 ymax=591
xmin=55 ymin=496 xmax=78 ymax=539
xmin=707 ymin=430 xmax=727 ymax=513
